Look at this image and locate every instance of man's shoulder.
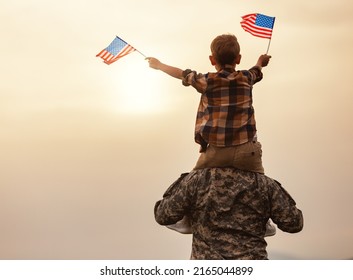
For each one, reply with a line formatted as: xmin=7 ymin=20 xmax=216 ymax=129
xmin=189 ymin=168 xmax=258 ymax=188
xmin=186 ymin=168 xmax=284 ymax=191
xmin=255 ymin=172 xmax=281 ymax=187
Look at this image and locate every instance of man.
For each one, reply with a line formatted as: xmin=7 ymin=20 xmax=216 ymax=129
xmin=154 ymin=168 xmax=303 ymax=260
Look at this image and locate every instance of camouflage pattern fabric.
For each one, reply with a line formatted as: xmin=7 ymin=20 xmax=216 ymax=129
xmin=154 ymin=168 xmax=303 ymax=260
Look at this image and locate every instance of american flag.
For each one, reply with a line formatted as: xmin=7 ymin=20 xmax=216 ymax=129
xmin=240 ymin=13 xmax=275 ymax=39
xmin=96 ymin=36 xmax=136 ymax=65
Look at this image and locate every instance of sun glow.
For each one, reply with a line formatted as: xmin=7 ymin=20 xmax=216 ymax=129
xmin=110 ymin=54 xmax=168 ymax=115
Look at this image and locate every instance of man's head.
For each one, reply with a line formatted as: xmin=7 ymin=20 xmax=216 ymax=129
xmin=209 ymin=34 xmax=241 ymax=69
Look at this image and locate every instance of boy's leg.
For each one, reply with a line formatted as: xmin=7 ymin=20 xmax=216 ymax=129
xmin=194 ymin=141 xmax=264 ymax=173
xmin=232 ymin=140 xmax=264 ymax=174
xmin=194 ymin=145 xmax=234 ymax=170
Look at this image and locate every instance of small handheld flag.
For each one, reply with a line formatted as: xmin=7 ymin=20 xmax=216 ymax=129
xmin=240 ymin=13 xmax=276 ymax=54
xmin=240 ymin=13 xmax=275 ymax=39
xmin=96 ymin=36 xmax=145 ymax=65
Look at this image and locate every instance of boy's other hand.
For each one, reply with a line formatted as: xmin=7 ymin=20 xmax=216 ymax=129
xmin=258 ymin=54 xmax=271 ymax=67
xmin=146 ymin=57 xmax=161 ymax=70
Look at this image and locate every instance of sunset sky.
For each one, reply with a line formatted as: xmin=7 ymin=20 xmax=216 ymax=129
xmin=1 ymin=0 xmax=353 ymax=259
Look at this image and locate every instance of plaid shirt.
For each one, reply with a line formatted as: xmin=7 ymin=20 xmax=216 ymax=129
xmin=182 ymin=65 xmax=263 ymax=150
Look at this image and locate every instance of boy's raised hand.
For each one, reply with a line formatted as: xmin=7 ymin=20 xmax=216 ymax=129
xmin=145 ymin=57 xmax=184 ymax=79
xmin=257 ymin=54 xmax=272 ymax=67
xmin=146 ymin=57 xmax=161 ymax=70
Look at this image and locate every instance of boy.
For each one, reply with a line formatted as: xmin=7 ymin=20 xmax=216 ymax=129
xmin=147 ymin=34 xmax=275 ymax=236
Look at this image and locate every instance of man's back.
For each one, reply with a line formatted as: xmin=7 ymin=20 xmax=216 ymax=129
xmin=154 ymin=168 xmax=303 ymax=260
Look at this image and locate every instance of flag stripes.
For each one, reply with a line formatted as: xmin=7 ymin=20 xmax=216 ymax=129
xmin=240 ymin=13 xmax=275 ymax=39
xmin=96 ymin=36 xmax=136 ymax=65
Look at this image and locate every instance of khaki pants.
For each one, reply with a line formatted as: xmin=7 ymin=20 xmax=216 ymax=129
xmin=194 ymin=140 xmax=264 ymax=174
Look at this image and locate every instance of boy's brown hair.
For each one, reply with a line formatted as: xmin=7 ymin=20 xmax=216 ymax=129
xmin=210 ymin=34 xmax=240 ymax=67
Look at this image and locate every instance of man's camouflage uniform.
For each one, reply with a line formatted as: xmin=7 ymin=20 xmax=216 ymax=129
xmin=154 ymin=168 xmax=303 ymax=260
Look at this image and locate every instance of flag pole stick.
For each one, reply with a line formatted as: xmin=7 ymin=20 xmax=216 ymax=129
xmin=266 ymin=17 xmax=275 ymax=54
xmin=266 ymin=38 xmax=272 ymax=54
xmin=136 ymin=49 xmax=146 ymax=58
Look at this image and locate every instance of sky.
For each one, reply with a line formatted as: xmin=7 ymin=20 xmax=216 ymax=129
xmin=1 ymin=0 xmax=353 ymax=260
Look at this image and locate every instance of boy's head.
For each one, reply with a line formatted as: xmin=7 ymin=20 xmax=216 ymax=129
xmin=210 ymin=34 xmax=241 ymax=69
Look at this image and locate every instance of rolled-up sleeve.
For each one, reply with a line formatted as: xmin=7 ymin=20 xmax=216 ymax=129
xmin=182 ymin=69 xmax=207 ymax=94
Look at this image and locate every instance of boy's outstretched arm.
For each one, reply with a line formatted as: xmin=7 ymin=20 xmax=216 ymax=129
xmin=146 ymin=57 xmax=183 ymax=79
xmin=255 ymin=54 xmax=271 ymax=69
